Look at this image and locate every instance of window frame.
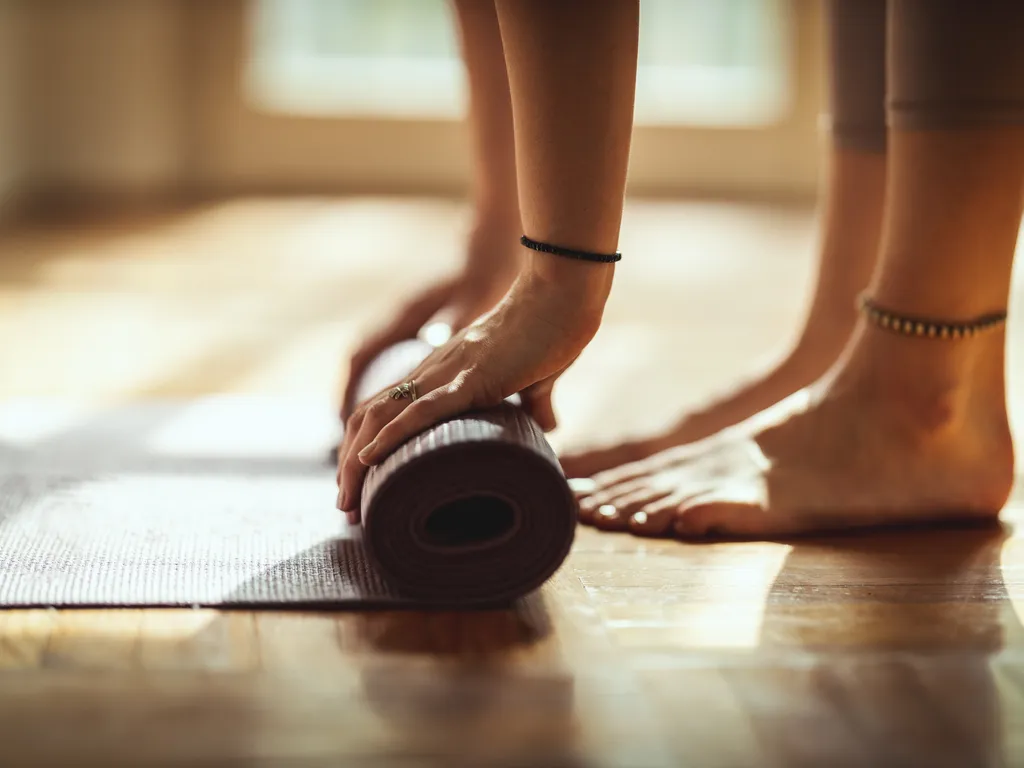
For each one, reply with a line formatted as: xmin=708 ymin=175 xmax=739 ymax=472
xmin=184 ymin=0 xmax=824 ymax=200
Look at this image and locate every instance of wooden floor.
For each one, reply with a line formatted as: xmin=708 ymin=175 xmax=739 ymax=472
xmin=0 ymin=198 xmax=1022 ymax=767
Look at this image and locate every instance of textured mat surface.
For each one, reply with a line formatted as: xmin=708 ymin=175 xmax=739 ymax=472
xmin=0 ymin=397 xmax=401 ymax=607
xmin=0 ymin=471 xmax=399 ymax=606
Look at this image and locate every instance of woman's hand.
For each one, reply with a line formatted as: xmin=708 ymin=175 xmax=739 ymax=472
xmin=340 ymin=219 xmax=523 ymax=420
xmin=337 ymin=259 xmax=613 ymax=520
xmin=340 ymin=270 xmax=514 ymax=421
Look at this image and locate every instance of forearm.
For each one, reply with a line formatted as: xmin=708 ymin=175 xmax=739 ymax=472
xmin=452 ymin=0 xmax=521 ymax=283
xmin=495 ymin=0 xmax=639 ymax=308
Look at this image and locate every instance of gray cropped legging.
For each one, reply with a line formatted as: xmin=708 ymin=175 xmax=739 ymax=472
xmin=828 ymin=0 xmax=1024 ymax=152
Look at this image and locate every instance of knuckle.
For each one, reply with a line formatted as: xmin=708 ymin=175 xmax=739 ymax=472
xmin=366 ymin=399 xmax=390 ymax=419
xmin=450 ymin=368 xmax=473 ymax=388
xmin=343 ymin=462 xmax=362 ymax=485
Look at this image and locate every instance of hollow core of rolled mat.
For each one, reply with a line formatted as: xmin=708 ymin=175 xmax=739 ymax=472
xmin=354 ymin=339 xmax=577 ymax=606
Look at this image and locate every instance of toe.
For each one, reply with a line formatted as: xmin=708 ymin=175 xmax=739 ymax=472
xmin=591 ymin=502 xmax=629 ymax=531
xmin=626 ymin=494 xmax=685 ymax=537
xmin=568 ymin=477 xmax=599 ymax=497
xmin=576 ymin=478 xmax=646 ymax=524
xmin=574 ymin=482 xmax=608 ymax=525
xmin=609 ymin=485 xmax=673 ymax=520
xmin=672 ymin=488 xmax=768 ymax=539
xmin=587 ymin=483 xmax=672 ymax=533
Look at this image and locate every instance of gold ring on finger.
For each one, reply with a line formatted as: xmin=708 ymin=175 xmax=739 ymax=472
xmin=388 ymin=381 xmax=417 ymax=402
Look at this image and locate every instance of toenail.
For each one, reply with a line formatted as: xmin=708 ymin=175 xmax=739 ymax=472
xmin=568 ymin=477 xmax=599 ymax=494
xmin=631 ymin=511 xmax=648 ymax=526
xmin=597 ymin=504 xmax=618 ymax=519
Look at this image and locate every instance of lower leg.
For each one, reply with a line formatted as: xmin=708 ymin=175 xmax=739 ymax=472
xmin=678 ymin=143 xmax=887 ymax=429
xmin=831 ymin=0 xmax=1024 ymax=445
xmin=835 ymin=128 xmax=1022 ymax=441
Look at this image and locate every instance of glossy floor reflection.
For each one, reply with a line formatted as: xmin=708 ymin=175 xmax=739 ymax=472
xmin=0 ymin=199 xmax=1021 ymax=766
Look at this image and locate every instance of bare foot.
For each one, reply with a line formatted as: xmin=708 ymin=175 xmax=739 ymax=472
xmin=574 ymin=329 xmax=1015 ymax=539
xmin=341 ymin=220 xmax=519 ymax=418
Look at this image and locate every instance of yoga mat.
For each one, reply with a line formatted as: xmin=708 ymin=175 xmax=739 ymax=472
xmin=0 ymin=398 xmax=398 ymax=607
xmin=353 ymin=339 xmax=577 ymax=605
xmin=0 ymin=345 xmax=576 ymax=606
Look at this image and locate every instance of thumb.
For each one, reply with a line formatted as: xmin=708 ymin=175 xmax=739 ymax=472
xmin=520 ymin=377 xmax=559 ymax=432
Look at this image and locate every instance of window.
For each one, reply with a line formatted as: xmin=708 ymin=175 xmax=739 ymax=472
xmin=249 ymin=0 xmax=790 ymax=126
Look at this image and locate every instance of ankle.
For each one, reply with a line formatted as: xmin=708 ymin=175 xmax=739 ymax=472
xmin=833 ymin=324 xmax=1007 ymax=441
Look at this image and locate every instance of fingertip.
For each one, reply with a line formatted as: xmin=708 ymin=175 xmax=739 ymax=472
xmin=357 ymin=441 xmax=378 ymax=465
xmin=523 ymin=393 xmax=558 ymax=432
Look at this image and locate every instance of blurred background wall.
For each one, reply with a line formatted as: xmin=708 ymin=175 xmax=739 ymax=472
xmin=0 ymin=0 xmax=25 ymax=218
xmin=22 ymin=0 xmax=188 ymax=201
xmin=0 ymin=0 xmax=826 ymax=217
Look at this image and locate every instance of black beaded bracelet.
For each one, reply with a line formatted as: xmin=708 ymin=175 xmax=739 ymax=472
xmin=520 ymin=235 xmax=622 ymax=264
xmin=858 ymin=294 xmax=1007 ymax=339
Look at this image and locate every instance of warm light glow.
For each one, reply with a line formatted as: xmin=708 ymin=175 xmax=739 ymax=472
xmin=146 ymin=395 xmax=338 ymax=459
xmin=0 ymin=399 xmax=96 ymax=447
xmin=550 ymin=326 xmax=665 ymax=452
xmin=606 ymin=542 xmax=792 ymax=649
xmin=1001 ymin=518 xmax=1024 ymax=646
xmin=0 ymin=473 xmax=341 ymax=604
xmin=138 ymin=609 xmax=222 ymax=640
xmin=419 ymin=321 xmax=452 ymax=348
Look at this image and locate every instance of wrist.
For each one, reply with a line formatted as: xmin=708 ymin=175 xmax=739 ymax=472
xmin=520 ymin=249 xmax=614 ymax=318
xmin=461 ymin=221 xmax=522 ymax=286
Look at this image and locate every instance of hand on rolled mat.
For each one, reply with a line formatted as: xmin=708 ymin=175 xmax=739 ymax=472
xmin=339 ymin=242 xmax=520 ymax=422
xmin=340 ymin=279 xmax=457 ymax=422
xmin=336 ymin=265 xmax=609 ymax=520
xmin=338 ymin=339 xmax=578 ymax=604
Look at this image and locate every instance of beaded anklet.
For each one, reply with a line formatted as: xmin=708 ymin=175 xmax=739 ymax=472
xmin=520 ymin=235 xmax=622 ymax=264
xmin=858 ymin=294 xmax=1007 ymax=339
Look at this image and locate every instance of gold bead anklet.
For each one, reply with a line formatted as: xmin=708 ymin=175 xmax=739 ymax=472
xmin=858 ymin=294 xmax=1007 ymax=340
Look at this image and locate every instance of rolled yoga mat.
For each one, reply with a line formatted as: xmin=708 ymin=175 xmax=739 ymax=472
xmin=352 ymin=339 xmax=577 ymax=605
xmin=0 ymin=343 xmax=575 ymax=608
